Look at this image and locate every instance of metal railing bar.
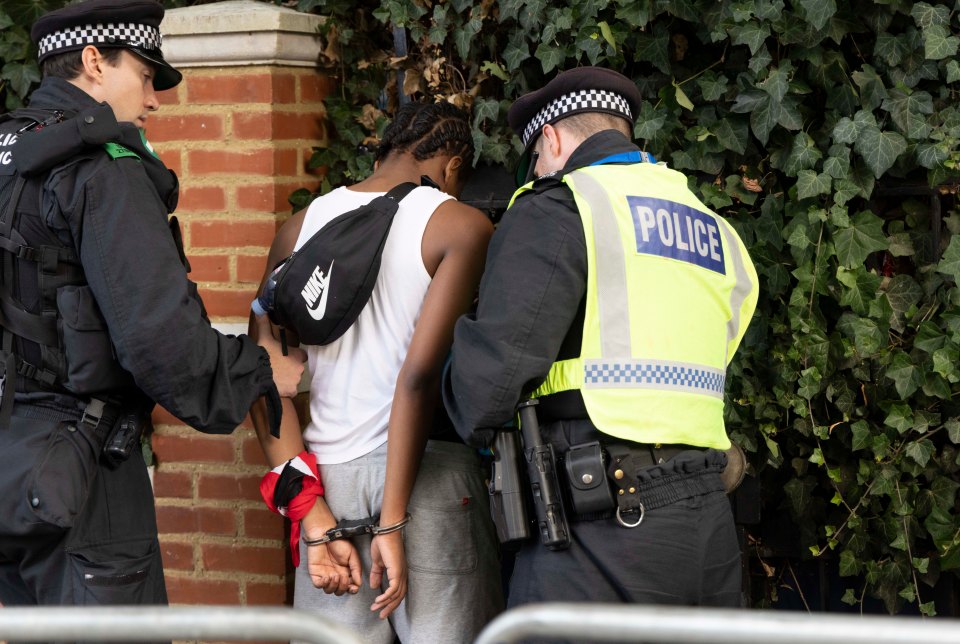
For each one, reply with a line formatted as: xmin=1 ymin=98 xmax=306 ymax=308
xmin=474 ymin=603 xmax=960 ymax=644
xmin=0 ymin=606 xmax=363 ymax=644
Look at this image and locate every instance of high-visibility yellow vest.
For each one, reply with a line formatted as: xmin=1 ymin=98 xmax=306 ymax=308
xmin=514 ymin=162 xmax=759 ymax=449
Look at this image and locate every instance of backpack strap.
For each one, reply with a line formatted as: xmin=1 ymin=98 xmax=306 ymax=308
xmin=384 ymin=182 xmax=419 ymax=203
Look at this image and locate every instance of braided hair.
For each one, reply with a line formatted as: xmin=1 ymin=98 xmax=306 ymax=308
xmin=376 ymin=102 xmax=474 ymax=164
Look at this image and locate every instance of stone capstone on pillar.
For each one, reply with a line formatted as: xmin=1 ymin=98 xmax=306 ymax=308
xmin=161 ymin=0 xmax=324 ymax=68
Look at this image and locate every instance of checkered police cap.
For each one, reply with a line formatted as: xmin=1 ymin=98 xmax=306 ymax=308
xmin=508 ymin=67 xmax=643 ymax=148
xmin=32 ymin=0 xmax=181 ymax=90
xmin=507 ymin=66 xmax=643 ymax=185
xmin=521 ymin=89 xmax=632 ymax=147
xmin=38 ymin=22 xmax=162 ymax=61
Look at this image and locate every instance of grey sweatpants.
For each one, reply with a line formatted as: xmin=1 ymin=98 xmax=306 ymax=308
xmin=295 ymin=440 xmax=503 ymax=643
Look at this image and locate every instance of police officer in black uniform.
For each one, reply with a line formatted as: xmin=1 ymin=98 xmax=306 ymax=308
xmin=0 ymin=0 xmax=301 ymax=606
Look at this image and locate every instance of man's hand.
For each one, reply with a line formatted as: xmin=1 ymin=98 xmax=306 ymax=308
xmin=254 ymin=314 xmax=306 ymax=397
xmin=305 ymin=539 xmax=362 ymax=596
xmin=369 ymin=531 xmax=408 ymax=619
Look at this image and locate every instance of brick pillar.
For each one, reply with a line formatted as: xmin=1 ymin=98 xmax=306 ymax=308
xmin=145 ymin=0 xmax=328 ymax=606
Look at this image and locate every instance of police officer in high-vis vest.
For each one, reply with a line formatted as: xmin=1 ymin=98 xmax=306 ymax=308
xmin=443 ymin=67 xmax=759 ymax=607
xmin=0 ymin=0 xmax=302 ymax=606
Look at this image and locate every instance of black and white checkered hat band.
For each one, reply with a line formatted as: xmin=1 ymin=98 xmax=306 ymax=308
xmin=522 ymin=89 xmax=633 ymax=146
xmin=38 ymin=22 xmax=162 ymax=59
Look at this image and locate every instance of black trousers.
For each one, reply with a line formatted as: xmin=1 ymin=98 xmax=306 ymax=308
xmin=0 ymin=402 xmax=166 ymax=606
xmin=507 ymin=419 xmax=742 ymax=608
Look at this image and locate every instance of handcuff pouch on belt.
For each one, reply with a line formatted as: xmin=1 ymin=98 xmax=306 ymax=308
xmin=563 ymin=441 xmax=615 ymax=516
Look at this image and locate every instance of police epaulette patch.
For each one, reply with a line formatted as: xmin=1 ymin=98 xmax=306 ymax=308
xmin=102 ymin=142 xmax=141 ymax=161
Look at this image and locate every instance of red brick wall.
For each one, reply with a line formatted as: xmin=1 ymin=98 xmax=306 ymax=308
xmin=148 ymin=66 xmax=331 ymax=606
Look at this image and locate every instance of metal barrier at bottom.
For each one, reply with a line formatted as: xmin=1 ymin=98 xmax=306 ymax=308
xmin=0 ymin=606 xmax=363 ymax=644
xmin=474 ymin=603 xmax=960 ymax=644
xmin=4 ymin=602 xmax=960 ymax=644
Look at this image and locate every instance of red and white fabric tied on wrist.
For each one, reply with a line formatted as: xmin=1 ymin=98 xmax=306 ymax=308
xmin=259 ymin=451 xmax=324 ymax=567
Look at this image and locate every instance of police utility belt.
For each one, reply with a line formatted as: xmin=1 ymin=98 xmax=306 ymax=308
xmin=28 ymin=396 xmax=149 ymax=468
xmin=488 ymin=398 xmax=725 ymax=551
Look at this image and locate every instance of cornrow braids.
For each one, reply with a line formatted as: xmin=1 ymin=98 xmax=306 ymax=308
xmin=376 ymin=102 xmax=474 ymax=164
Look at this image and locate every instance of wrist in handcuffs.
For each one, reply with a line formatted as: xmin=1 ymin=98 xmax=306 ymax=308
xmin=373 ymin=529 xmax=404 ymax=541
xmin=302 ymin=522 xmax=336 ymax=541
xmin=302 ymin=512 xmax=412 ymax=547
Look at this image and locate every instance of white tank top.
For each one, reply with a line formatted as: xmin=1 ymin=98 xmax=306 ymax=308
xmin=295 ymin=185 xmax=452 ymax=464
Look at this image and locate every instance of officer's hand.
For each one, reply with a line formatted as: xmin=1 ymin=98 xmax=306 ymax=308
xmin=306 ymin=540 xmax=361 ymax=596
xmin=369 ymin=531 xmax=408 ymax=619
xmin=254 ymin=314 xmax=306 ymax=397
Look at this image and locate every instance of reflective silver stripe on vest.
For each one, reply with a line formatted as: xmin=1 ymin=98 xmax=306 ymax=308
xmin=566 ymin=170 xmax=631 ymax=358
xmin=584 ymin=358 xmax=726 ymax=399
xmin=717 ymin=222 xmax=753 ymax=347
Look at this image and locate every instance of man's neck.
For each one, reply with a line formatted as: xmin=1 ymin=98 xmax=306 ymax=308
xmin=356 ymin=154 xmax=436 ymax=192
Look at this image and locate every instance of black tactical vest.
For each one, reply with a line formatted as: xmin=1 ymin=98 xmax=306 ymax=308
xmin=0 ymin=106 xmax=135 ymax=417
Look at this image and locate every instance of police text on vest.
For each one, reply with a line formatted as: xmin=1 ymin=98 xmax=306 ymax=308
xmin=626 ymin=196 xmax=726 ymax=274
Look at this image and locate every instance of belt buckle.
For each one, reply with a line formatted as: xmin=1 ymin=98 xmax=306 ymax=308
xmin=81 ymin=398 xmax=105 ymax=428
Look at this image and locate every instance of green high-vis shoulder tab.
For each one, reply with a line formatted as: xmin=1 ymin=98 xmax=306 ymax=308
xmin=102 ymin=142 xmax=140 ymax=161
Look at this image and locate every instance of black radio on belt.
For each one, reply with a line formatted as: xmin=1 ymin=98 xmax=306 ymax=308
xmin=563 ymin=441 xmax=615 ymax=515
xmin=489 ymin=429 xmax=532 ymax=542
xmin=103 ymin=411 xmax=145 ymax=467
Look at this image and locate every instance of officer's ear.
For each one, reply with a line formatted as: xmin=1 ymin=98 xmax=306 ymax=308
xmin=540 ymin=124 xmax=562 ymax=160
xmin=79 ymin=45 xmax=107 ymax=84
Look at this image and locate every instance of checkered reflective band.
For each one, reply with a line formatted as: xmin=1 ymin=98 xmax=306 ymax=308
xmin=584 ymin=360 xmax=726 ymax=399
xmin=522 ymin=90 xmax=633 ymax=146
xmin=38 ymin=22 xmax=162 ymax=59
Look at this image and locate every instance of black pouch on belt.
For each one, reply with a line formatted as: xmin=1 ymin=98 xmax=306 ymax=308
xmin=563 ymin=441 xmax=615 ymax=515
xmin=25 ymin=398 xmax=120 ymax=529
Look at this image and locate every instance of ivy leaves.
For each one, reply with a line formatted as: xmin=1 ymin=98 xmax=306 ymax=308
xmin=833 ymin=212 xmax=888 ymax=267
xmin=913 ymin=2 xmax=960 ymax=59
xmin=937 ymin=236 xmax=960 ymax=283
xmin=797 ymin=0 xmax=837 ymax=31
xmin=856 ymin=126 xmax=908 ymax=179
xmin=0 ymin=3 xmax=43 ymax=109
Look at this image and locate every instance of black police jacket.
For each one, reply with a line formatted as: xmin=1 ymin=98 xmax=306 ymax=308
xmin=3 ymin=77 xmax=275 ymax=433
xmin=442 ymin=130 xmax=644 ymax=447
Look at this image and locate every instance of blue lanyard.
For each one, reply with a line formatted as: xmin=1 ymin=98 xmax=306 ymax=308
xmin=589 ymin=150 xmax=657 ymax=166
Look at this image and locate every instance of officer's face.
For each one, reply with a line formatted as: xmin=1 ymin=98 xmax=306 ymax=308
xmin=99 ymin=51 xmax=160 ymax=128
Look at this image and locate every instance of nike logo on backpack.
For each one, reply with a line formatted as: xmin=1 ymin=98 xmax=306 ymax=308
xmin=301 ymin=260 xmax=334 ymax=321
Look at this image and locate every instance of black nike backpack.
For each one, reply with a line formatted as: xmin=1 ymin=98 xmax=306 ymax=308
xmin=256 ymin=182 xmax=418 ymax=346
